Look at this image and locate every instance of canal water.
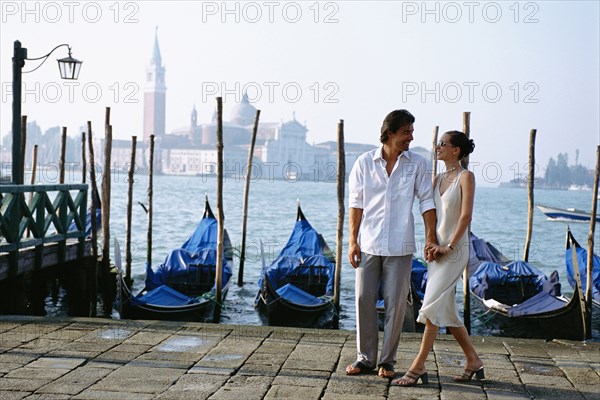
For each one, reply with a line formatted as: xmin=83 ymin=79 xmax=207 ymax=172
xmin=38 ymin=169 xmax=600 ymax=340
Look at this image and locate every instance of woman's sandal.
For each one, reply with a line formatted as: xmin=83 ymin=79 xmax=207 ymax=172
xmin=391 ymin=370 xmax=429 ymax=387
xmin=345 ymin=361 xmax=375 ymax=375
xmin=453 ymin=366 xmax=485 ymax=382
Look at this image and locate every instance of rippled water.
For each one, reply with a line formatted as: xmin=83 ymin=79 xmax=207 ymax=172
xmin=43 ymin=171 xmax=600 ymax=340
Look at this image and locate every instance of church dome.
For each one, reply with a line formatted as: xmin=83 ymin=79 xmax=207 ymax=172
xmin=230 ymin=93 xmax=257 ymax=126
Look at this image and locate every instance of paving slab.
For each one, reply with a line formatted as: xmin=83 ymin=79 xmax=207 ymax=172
xmin=1 ymin=316 xmax=599 ymax=400
xmin=0 ymin=390 xmax=30 ymax=400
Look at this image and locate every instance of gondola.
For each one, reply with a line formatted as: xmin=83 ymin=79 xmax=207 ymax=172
xmin=469 ymin=239 xmax=586 ymax=340
xmin=376 ymin=232 xmax=502 ymax=332
xmin=117 ymin=197 xmax=233 ymax=322
xmin=566 ymin=227 xmax=600 ymax=312
xmin=468 ymin=232 xmax=511 ymax=273
xmin=255 ymin=204 xmax=336 ymax=327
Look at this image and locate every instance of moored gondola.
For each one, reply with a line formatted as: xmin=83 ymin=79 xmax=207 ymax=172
xmin=377 ymin=232 xmax=503 ymax=332
xmin=254 ymin=204 xmax=336 ymax=327
xmin=469 ymin=254 xmax=586 ymax=340
xmin=117 ymin=197 xmax=233 ymax=322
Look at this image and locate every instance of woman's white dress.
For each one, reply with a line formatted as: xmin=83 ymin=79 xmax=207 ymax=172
xmin=416 ymin=170 xmax=469 ymax=327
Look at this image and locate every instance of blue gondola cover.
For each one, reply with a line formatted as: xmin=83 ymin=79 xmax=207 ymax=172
xmin=132 ymin=285 xmax=199 ymax=306
xmin=68 ymin=208 xmax=102 ymax=237
xmin=470 ymin=260 xmax=548 ymax=304
xmin=507 ymin=290 xmax=566 ymax=317
xmin=411 ymin=258 xmax=428 ymax=300
xmin=260 ymin=216 xmax=335 ymax=299
xmin=145 ymin=215 xmax=232 ymax=291
xmin=470 ymin=234 xmax=507 ymax=265
xmin=566 ymin=245 xmax=600 ymax=302
xmin=276 ymin=283 xmax=325 ymax=306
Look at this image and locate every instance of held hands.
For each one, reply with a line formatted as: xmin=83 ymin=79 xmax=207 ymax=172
xmin=424 ymin=243 xmax=452 ymax=262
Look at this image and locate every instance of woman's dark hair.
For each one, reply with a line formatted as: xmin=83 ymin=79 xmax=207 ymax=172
xmin=445 ymin=130 xmax=475 ymax=159
xmin=380 ymin=109 xmax=415 ymax=143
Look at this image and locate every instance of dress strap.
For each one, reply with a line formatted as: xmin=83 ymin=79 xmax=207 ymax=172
xmin=456 ymin=169 xmax=468 ymax=181
xmin=448 ymin=169 xmax=467 ymax=190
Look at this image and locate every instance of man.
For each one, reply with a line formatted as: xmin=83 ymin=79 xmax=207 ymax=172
xmin=346 ymin=109 xmax=437 ymax=378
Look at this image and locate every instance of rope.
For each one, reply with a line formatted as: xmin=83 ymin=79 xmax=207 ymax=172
xmin=469 ymin=308 xmax=497 ymax=328
xmin=199 ymin=292 xmax=227 ymax=310
xmin=320 ymin=296 xmax=340 ymax=317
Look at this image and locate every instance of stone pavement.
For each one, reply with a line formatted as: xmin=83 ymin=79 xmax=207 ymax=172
xmin=0 ymin=316 xmax=598 ymax=399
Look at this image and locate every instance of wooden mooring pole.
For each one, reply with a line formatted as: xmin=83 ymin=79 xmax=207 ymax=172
xmin=125 ymin=136 xmax=137 ymax=289
xmin=461 ymin=113 xmax=471 ymax=170
xmin=238 ymin=109 xmax=260 ymax=286
xmin=81 ymin=132 xmax=86 ymax=184
xmin=585 ymin=145 xmax=599 ymax=336
xmin=334 ymin=119 xmax=345 ymax=325
xmin=214 ymin=97 xmax=225 ymax=323
xmin=87 ymin=121 xmax=99 ymax=317
xmin=431 ymin=125 xmax=439 ymax=179
xmin=19 ymin=115 xmax=27 ymax=184
xmin=59 ymin=127 xmax=67 ymax=184
xmin=26 ymin=145 xmax=38 ymax=238
xmin=461 ymin=112 xmax=471 ymax=332
xmin=523 ymin=129 xmax=537 ymax=262
xmin=101 ymin=108 xmax=112 ymax=316
xmin=146 ymin=135 xmax=155 ymax=281
xmin=30 ymin=145 xmax=37 ymax=186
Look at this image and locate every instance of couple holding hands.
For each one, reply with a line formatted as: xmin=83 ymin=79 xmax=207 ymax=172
xmin=346 ymin=109 xmax=484 ymax=386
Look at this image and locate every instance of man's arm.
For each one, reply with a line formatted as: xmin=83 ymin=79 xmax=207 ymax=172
xmin=422 ymin=209 xmax=438 ymax=262
xmin=348 ymin=207 xmax=363 ymax=269
xmin=422 ymin=209 xmax=437 ymax=244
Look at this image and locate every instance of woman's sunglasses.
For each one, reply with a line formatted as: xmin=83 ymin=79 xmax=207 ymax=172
xmin=438 ymin=140 xmax=456 ymax=147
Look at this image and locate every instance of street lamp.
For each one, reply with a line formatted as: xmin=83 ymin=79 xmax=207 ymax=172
xmin=11 ymin=40 xmax=83 ymax=184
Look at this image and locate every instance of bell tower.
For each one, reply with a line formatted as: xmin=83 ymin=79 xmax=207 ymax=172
xmin=143 ymin=27 xmax=166 ymax=141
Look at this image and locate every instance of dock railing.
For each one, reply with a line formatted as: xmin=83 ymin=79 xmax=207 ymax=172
xmin=0 ymin=183 xmax=88 ymax=280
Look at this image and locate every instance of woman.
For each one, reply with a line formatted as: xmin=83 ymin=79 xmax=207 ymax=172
xmin=392 ymin=130 xmax=484 ymax=386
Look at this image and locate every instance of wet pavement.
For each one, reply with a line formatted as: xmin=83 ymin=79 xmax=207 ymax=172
xmin=0 ymin=315 xmax=599 ymax=399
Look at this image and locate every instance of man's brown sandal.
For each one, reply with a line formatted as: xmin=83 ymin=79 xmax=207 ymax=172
xmin=377 ymin=363 xmax=395 ymax=378
xmin=345 ymin=361 xmax=375 ymax=375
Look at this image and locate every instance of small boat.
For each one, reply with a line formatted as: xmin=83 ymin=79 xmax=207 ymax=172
xmin=565 ymin=227 xmax=600 ymax=311
xmin=537 ymin=204 xmax=600 ymax=223
xmin=255 ymin=204 xmax=336 ymax=327
xmin=118 ymin=197 xmax=233 ymax=322
xmin=469 ymin=257 xmax=586 ymax=340
xmin=568 ymin=184 xmax=592 ymax=191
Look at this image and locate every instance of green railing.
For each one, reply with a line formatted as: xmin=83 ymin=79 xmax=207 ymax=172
xmin=0 ymin=184 xmax=88 ymax=277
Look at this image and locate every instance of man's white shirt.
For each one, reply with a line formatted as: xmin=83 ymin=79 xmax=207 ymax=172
xmin=348 ymin=147 xmax=435 ymax=256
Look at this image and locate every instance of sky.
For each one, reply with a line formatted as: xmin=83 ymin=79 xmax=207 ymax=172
xmin=1 ymin=0 xmax=599 ymax=187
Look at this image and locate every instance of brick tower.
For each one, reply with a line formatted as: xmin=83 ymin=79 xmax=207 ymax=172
xmin=143 ymin=27 xmax=166 ymax=142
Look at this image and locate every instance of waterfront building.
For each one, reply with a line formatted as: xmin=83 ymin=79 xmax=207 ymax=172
xmin=105 ymin=30 xmax=431 ymax=180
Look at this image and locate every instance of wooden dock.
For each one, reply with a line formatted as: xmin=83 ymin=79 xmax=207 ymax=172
xmin=1 ymin=183 xmax=96 ymax=315
xmin=0 ymin=240 xmax=92 ymax=281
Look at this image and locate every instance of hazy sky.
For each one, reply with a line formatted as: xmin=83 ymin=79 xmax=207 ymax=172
xmin=1 ymin=1 xmax=598 ymax=186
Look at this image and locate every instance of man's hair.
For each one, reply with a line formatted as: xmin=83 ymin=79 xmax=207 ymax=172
xmin=380 ymin=109 xmax=415 ymax=143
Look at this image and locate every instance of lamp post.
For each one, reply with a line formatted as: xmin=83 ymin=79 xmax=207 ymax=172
xmin=12 ymin=40 xmax=82 ymax=184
